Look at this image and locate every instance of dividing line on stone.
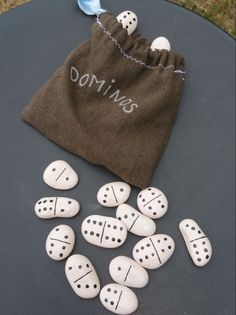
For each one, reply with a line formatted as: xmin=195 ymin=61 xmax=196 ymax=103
xmin=74 ymin=270 xmax=93 ymax=283
xmin=149 ymin=238 xmax=161 ymax=265
xmin=55 ymin=168 xmax=66 ymax=181
xmin=190 ymin=236 xmax=207 ymax=243
xmin=115 ymin=290 xmax=123 ymax=310
xmin=100 ymin=221 xmax=107 ymax=244
xmin=124 ymin=265 xmax=132 ymax=282
xmin=129 ymin=215 xmax=140 ymax=231
xmin=54 ymin=197 xmax=58 ymax=216
xmin=111 ymin=185 xmax=118 ymax=204
xmin=50 ymin=238 xmax=71 ymax=245
xmin=144 ymin=195 xmax=161 ymax=207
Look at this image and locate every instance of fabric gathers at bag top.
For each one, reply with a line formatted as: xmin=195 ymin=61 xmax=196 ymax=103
xmin=21 ymin=12 xmax=185 ymax=189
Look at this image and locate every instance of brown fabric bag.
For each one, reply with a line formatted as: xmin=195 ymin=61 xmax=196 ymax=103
xmin=21 ymin=12 xmax=185 ymax=188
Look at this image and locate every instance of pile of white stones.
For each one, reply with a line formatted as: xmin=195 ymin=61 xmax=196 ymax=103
xmin=34 ymin=160 xmax=212 ymax=315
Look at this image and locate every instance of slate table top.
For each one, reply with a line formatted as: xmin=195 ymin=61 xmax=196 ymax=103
xmin=0 ymin=0 xmax=235 ymax=314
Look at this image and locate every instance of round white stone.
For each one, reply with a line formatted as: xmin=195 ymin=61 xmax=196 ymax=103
xmin=65 ymin=254 xmax=100 ymax=299
xmin=100 ymin=283 xmax=138 ymax=315
xmin=81 ymin=215 xmax=127 ymax=248
xmin=137 ymin=187 xmax=168 ymax=219
xmin=43 ymin=160 xmax=79 ymax=190
xmin=179 ymin=219 xmax=212 ymax=267
xmin=116 ymin=204 xmax=156 ymax=236
xmin=35 ymin=197 xmax=80 ymax=219
xmin=116 ymin=11 xmax=138 ymax=36
xmin=132 ymin=234 xmax=175 ymax=269
xmin=45 ymin=225 xmax=75 ymax=261
xmin=109 ymin=256 xmax=148 ymax=288
xmin=97 ymin=182 xmax=131 ymax=207
xmin=150 ymin=36 xmax=171 ymax=51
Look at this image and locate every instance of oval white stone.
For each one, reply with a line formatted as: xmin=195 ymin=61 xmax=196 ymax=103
xmin=65 ymin=254 xmax=100 ymax=299
xmin=81 ymin=215 xmax=127 ymax=248
xmin=100 ymin=283 xmax=138 ymax=315
xmin=116 ymin=204 xmax=156 ymax=236
xmin=132 ymin=234 xmax=175 ymax=269
xmin=137 ymin=187 xmax=168 ymax=219
xmin=46 ymin=225 xmax=75 ymax=261
xmin=43 ymin=160 xmax=79 ymax=190
xmin=35 ymin=197 xmax=80 ymax=219
xmin=97 ymin=182 xmax=131 ymax=207
xmin=116 ymin=11 xmax=138 ymax=36
xmin=179 ymin=219 xmax=212 ymax=267
xmin=150 ymin=36 xmax=171 ymax=51
xmin=109 ymin=256 xmax=148 ymax=288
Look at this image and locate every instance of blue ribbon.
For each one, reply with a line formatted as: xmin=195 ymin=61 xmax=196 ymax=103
xmin=77 ymin=0 xmax=106 ymax=15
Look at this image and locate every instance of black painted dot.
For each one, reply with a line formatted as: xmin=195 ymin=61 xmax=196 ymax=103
xmin=93 ymin=220 xmax=97 ymax=224
xmin=118 ymin=267 xmax=121 ymax=271
xmin=204 ymin=248 xmax=208 ymax=252
xmin=43 ymin=200 xmax=47 ymax=203
xmin=113 ymin=225 xmax=117 ymax=230
xmin=142 ymin=199 xmax=145 ymax=202
xmin=94 ymin=284 xmax=97 ymax=289
xmin=120 ymin=188 xmax=124 ymax=192
xmin=151 ymin=253 xmax=155 ymax=257
xmin=64 ymin=235 xmax=68 ymax=239
xmin=66 ymin=177 xmax=69 ymax=181
xmin=62 ymin=246 xmax=66 ymax=250
xmin=104 ymin=298 xmax=108 ymax=303
xmin=129 ymin=21 xmax=132 ymax=25
xmin=186 ymin=224 xmax=189 ymax=227
xmin=131 ymin=213 xmax=135 ymax=217
xmin=105 ymin=236 xmax=109 ymax=240
xmin=161 ymin=205 xmax=165 ymax=208
xmin=56 ymin=228 xmax=59 ymax=231
xmin=59 ymin=253 xmax=63 ymax=257
xmin=157 ymin=240 xmax=160 ymax=243
xmin=123 ymin=15 xmax=127 ymax=18
xmin=153 ymin=212 xmax=157 ymax=215
xmin=146 ymin=243 xmax=150 ymax=247
xmin=206 ymin=255 xmax=209 ymax=259
xmin=193 ymin=244 xmax=197 ymax=248
xmin=50 ymin=200 xmax=53 ymax=203
xmin=118 ymin=217 xmax=121 ymax=220
xmin=50 ymin=243 xmax=54 ymax=247
xmin=49 ymin=250 xmax=52 ymax=254
xmin=107 ymin=288 xmax=111 ymax=292
xmin=106 ymin=188 xmax=109 ymax=191
xmin=128 ymin=12 xmax=130 ymax=15
xmin=162 ymin=249 xmax=165 ymax=253
xmin=139 ymin=259 xmax=143 ymax=263
xmin=191 ymin=226 xmax=195 ymax=230
xmin=96 ymin=233 xmax=100 ymax=237
xmin=107 ymin=224 xmax=111 ymax=228
xmin=158 ymin=200 xmax=161 ymax=203
xmin=133 ymin=18 xmax=136 ymax=21
xmin=136 ymin=249 xmax=139 ymax=253
xmin=139 ymin=194 xmax=142 ymax=198
xmin=124 ymin=215 xmax=128 ymax=219
xmin=152 ymin=192 xmax=155 ymax=195
xmin=78 ymin=265 xmax=82 ymax=269
xmin=164 ymin=238 xmax=167 ymax=241
xmin=60 ymin=209 xmax=65 ymax=212
xmin=43 ymin=207 xmax=47 ymax=211
xmin=86 ymin=284 xmax=89 ymax=288
xmin=117 ymin=239 xmax=121 ymax=243
xmin=38 ymin=209 xmax=41 ymax=212
xmin=168 ymin=246 xmax=172 ymax=250
xmin=77 ymin=284 xmax=81 ymax=288
xmin=141 ymin=246 xmax=144 ymax=250
xmin=49 ymin=207 xmax=53 ymax=210
xmin=196 ymin=251 xmax=199 ymax=255
xmin=84 ymin=230 xmax=88 ymax=234
xmin=52 ymin=168 xmax=56 ymax=171
xmin=38 ymin=201 xmax=42 ymax=204
xmin=148 ymin=206 xmax=152 ymax=210
xmin=202 ymin=241 xmax=206 ymax=245
xmin=198 ymin=230 xmax=201 ymax=234
xmin=103 ymin=200 xmax=106 ymax=203
xmin=69 ymin=266 xmax=72 ymax=270
xmin=145 ymin=255 xmax=149 ymax=259
xmin=148 ymin=188 xmax=151 ymax=191
xmin=120 ymin=227 xmax=123 ymax=231
xmin=110 ymin=301 xmax=114 ymax=306
xmin=99 ymin=222 xmax=103 ymax=226
xmin=197 ymin=258 xmax=201 ymax=262
xmin=104 ymin=194 xmax=107 ymax=197
xmin=112 ymin=237 xmax=115 ymax=241
xmin=87 ymin=219 xmax=91 ymax=223
xmin=68 ymin=201 xmax=72 ymax=204
xmin=90 ymin=231 xmax=94 ymax=236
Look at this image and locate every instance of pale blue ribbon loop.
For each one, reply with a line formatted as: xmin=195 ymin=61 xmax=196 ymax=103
xmin=77 ymin=0 xmax=106 ymax=16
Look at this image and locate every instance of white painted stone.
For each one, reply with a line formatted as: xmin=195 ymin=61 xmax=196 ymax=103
xmin=150 ymin=36 xmax=171 ymax=51
xmin=179 ymin=219 xmax=212 ymax=267
xmin=132 ymin=234 xmax=175 ymax=269
xmin=116 ymin=204 xmax=156 ymax=236
xmin=65 ymin=254 xmax=100 ymax=299
xmin=43 ymin=160 xmax=79 ymax=190
xmin=97 ymin=182 xmax=131 ymax=207
xmin=100 ymin=283 xmax=138 ymax=315
xmin=116 ymin=11 xmax=138 ymax=36
xmin=81 ymin=215 xmax=127 ymax=248
xmin=46 ymin=225 xmax=75 ymax=261
xmin=109 ymin=256 xmax=148 ymax=288
xmin=137 ymin=187 xmax=168 ymax=219
xmin=34 ymin=197 xmax=80 ymax=219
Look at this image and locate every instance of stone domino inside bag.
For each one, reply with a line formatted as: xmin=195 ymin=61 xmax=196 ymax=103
xmin=21 ymin=12 xmax=185 ymax=188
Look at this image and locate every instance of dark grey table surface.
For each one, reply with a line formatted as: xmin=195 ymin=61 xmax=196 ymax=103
xmin=0 ymin=0 xmax=235 ymax=314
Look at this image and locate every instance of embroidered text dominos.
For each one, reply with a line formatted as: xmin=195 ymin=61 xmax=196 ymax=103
xmin=70 ymin=66 xmax=138 ymax=114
